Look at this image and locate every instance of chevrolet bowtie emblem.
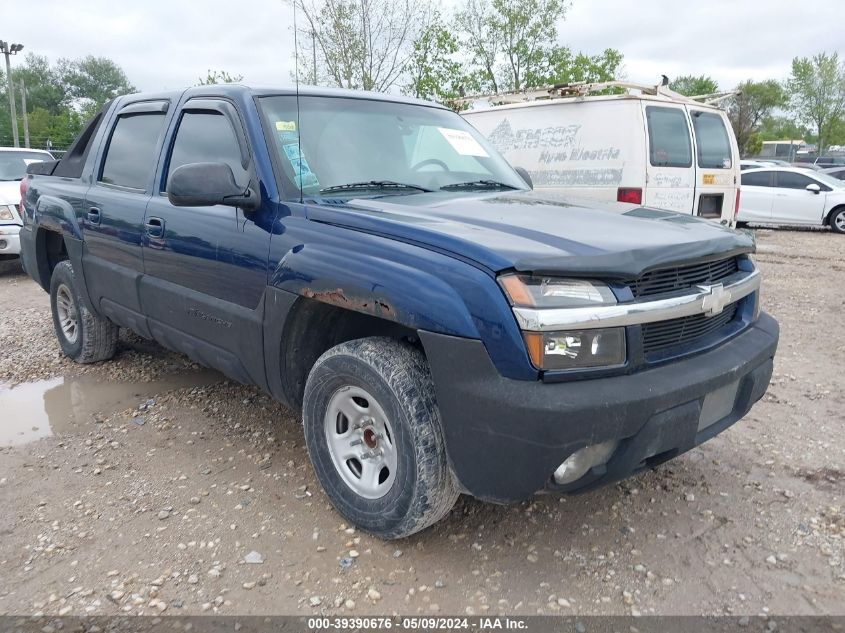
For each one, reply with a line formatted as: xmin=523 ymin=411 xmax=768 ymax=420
xmin=698 ymin=283 xmax=731 ymax=317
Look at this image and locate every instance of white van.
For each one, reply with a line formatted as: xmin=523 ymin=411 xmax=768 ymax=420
xmin=463 ymin=81 xmax=740 ymax=224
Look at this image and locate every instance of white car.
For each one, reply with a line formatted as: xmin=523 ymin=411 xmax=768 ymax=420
xmin=0 ymin=147 xmax=54 ymax=259
xmin=738 ymin=166 xmax=845 ymax=234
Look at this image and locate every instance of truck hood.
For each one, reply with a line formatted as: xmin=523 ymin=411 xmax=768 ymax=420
xmin=305 ymin=191 xmax=754 ymax=278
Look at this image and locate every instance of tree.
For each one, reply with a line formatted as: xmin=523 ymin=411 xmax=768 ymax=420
xmin=726 ymin=79 xmax=786 ymax=156
xmin=787 ymin=51 xmax=845 ymax=154
xmin=535 ymin=46 xmax=623 ymax=86
xmin=457 ymin=0 xmax=568 ymax=93
xmin=404 ymin=11 xmax=473 ymax=108
xmin=61 ymin=55 xmax=136 ymax=111
xmin=290 ymin=0 xmax=429 ymax=92
xmin=669 ymin=74 xmax=719 ymax=97
xmin=197 ymin=69 xmax=244 ymax=86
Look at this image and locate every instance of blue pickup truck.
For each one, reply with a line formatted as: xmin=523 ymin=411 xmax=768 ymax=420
xmin=20 ymin=85 xmax=779 ymax=538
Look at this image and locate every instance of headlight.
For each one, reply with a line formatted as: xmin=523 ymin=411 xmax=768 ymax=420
xmin=0 ymin=205 xmax=15 ymax=221
xmin=500 ymin=274 xmax=625 ymax=371
xmin=498 ymin=274 xmax=617 ymax=308
xmin=523 ymin=328 xmax=626 ymax=370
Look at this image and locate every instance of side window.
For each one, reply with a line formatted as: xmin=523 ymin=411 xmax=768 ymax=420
xmin=646 ymin=106 xmax=692 ymax=168
xmin=775 ymin=172 xmax=815 ymax=190
xmin=100 ymin=113 xmax=167 ymax=190
xmin=741 ymin=171 xmax=773 ymax=187
xmin=165 ymin=111 xmax=248 ymax=189
xmin=691 ymin=112 xmax=732 ymax=169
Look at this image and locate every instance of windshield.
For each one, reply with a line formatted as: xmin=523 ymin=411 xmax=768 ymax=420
xmin=810 ymin=171 xmax=845 ymax=189
xmin=0 ymin=151 xmax=51 ymax=181
xmin=259 ymin=96 xmax=526 ymax=198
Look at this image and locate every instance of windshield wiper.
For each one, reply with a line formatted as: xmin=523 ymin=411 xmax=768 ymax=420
xmin=319 ymin=180 xmax=432 ymax=194
xmin=439 ymin=179 xmax=519 ymax=191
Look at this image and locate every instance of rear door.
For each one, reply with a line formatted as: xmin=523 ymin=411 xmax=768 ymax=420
xmin=83 ymin=100 xmax=170 ymax=326
xmin=770 ymin=171 xmax=828 ymax=225
xmin=737 ymin=170 xmax=775 ymax=222
xmin=688 ymin=107 xmax=738 ymax=222
xmin=643 ymin=104 xmax=695 ymax=213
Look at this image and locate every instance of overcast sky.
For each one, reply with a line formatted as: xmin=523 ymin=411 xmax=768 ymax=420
xmin=3 ymin=0 xmax=842 ymax=94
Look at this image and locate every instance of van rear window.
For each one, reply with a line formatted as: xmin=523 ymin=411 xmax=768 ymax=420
xmin=692 ymin=112 xmax=732 ymax=169
xmin=646 ymin=107 xmax=692 ymax=168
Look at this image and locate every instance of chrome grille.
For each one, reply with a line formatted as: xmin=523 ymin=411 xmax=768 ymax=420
xmin=642 ymin=302 xmax=739 ymax=355
xmin=628 ymin=257 xmax=739 ymax=298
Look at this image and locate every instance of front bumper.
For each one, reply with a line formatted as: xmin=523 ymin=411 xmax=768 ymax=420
xmin=420 ymin=312 xmax=779 ymax=503
xmin=0 ymin=224 xmax=21 ymax=256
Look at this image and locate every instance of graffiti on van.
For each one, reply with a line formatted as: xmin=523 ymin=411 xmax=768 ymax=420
xmin=652 ymin=173 xmax=686 ymax=187
xmin=532 ymin=169 xmax=624 ymax=187
xmin=487 ymin=118 xmax=582 ymax=152
xmin=486 ymin=118 xmax=621 ymax=162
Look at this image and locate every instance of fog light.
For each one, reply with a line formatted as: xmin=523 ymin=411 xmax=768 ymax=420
xmin=553 ymin=440 xmax=619 ymax=485
xmin=0 ymin=239 xmax=7 ymax=249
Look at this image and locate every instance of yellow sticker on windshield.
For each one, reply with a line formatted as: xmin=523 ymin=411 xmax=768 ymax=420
xmin=276 ymin=120 xmax=296 ymax=131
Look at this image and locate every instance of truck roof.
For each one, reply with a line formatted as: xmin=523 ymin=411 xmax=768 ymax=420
xmin=113 ymin=84 xmax=448 ymax=110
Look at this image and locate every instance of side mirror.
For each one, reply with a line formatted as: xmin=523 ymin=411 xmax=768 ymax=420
xmin=806 ymin=183 xmax=821 ymax=194
xmin=167 ymin=162 xmax=259 ymax=209
xmin=514 ymin=166 xmax=533 ymax=189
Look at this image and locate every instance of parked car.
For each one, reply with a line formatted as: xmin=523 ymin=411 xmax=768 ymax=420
xmin=0 ymin=147 xmax=53 ymax=260
xmin=823 ymin=167 xmax=845 ymax=181
xmin=814 ymin=156 xmax=845 ymax=168
xmin=739 ymin=167 xmax=845 ymax=232
xmin=463 ymin=81 xmax=740 ymax=224
xmin=741 ymin=160 xmax=770 ymax=170
xmin=21 ymin=86 xmax=779 ymax=538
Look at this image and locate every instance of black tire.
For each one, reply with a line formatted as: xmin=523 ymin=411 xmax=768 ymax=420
xmin=829 ymin=208 xmax=845 ymax=234
xmin=303 ymin=337 xmax=459 ymax=539
xmin=49 ymin=260 xmax=118 ymax=363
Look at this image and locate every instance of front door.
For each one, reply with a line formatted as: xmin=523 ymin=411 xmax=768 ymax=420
xmin=643 ymin=103 xmax=695 ymax=213
xmin=139 ymin=99 xmax=274 ymax=386
xmin=83 ymin=101 xmax=170 ymax=325
xmin=771 ymin=171 xmax=828 ymax=225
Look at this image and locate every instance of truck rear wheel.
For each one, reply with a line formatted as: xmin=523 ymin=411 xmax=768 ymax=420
xmin=302 ymin=337 xmax=459 ymax=539
xmin=49 ymin=260 xmax=118 ymax=363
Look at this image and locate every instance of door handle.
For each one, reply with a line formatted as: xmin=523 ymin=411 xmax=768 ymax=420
xmin=87 ymin=207 xmax=101 ymax=225
xmin=145 ymin=217 xmax=165 ymax=238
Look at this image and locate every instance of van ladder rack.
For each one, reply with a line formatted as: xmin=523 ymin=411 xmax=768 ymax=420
xmin=456 ymin=80 xmax=739 ymax=107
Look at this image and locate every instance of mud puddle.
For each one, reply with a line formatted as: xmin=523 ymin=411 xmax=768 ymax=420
xmin=0 ymin=369 xmax=222 ymax=447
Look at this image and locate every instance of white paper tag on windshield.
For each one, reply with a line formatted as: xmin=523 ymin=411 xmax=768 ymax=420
xmin=437 ymin=127 xmax=489 ymax=157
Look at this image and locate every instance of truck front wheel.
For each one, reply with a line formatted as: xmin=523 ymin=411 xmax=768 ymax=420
xmin=49 ymin=260 xmax=118 ymax=363
xmin=302 ymin=337 xmax=459 ymax=539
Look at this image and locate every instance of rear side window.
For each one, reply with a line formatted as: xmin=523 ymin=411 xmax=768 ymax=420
xmin=741 ymin=171 xmax=773 ymax=187
xmin=646 ymin=106 xmax=692 ymax=168
xmin=165 ymin=112 xmax=247 ymax=189
xmin=100 ymin=113 xmax=167 ymax=190
xmin=691 ymin=112 xmax=732 ymax=169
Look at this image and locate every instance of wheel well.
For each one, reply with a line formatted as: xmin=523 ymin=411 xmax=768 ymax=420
xmin=34 ymin=229 xmax=68 ymax=290
xmin=825 ymin=205 xmax=845 ymax=226
xmin=278 ymin=298 xmax=419 ymax=411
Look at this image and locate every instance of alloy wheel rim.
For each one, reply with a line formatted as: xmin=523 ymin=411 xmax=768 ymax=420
xmin=324 ymin=385 xmax=398 ymax=499
xmin=56 ymin=284 xmax=79 ymax=344
xmin=836 ymin=213 xmax=845 ymax=232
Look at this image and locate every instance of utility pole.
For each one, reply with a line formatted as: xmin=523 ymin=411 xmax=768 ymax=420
xmin=0 ymin=40 xmax=23 ymax=147
xmin=19 ymin=80 xmax=29 ymax=148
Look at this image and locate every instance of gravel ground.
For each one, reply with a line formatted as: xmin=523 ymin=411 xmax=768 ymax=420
xmin=0 ymin=228 xmax=842 ymax=617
